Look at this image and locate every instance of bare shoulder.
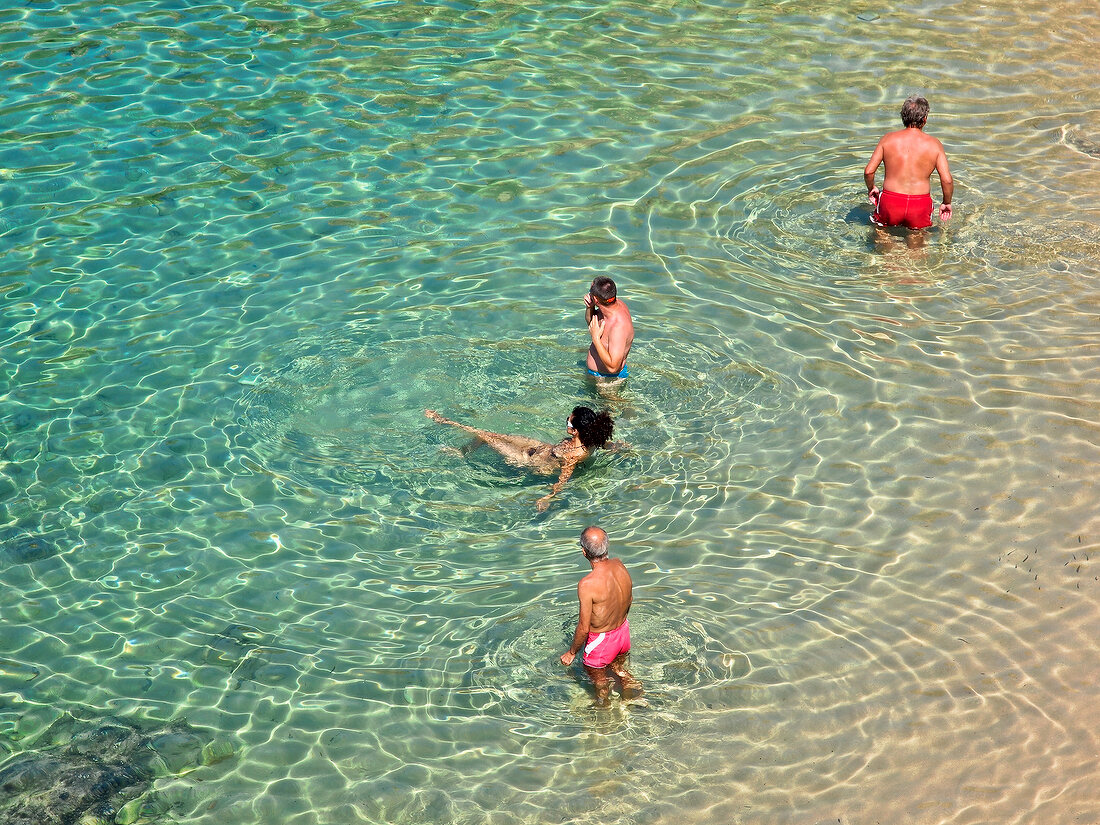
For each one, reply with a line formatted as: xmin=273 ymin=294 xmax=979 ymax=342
xmin=610 ymin=303 xmax=634 ymax=338
xmin=578 ymin=570 xmax=598 ymax=592
xmin=607 ymin=558 xmax=633 ymax=585
xmin=914 ymin=128 xmax=942 ymax=146
xmin=614 ymin=561 xmax=633 ymax=592
xmin=553 ymin=441 xmax=587 ymax=461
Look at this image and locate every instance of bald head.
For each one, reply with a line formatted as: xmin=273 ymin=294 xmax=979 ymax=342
xmin=580 ymin=526 xmax=609 ymax=560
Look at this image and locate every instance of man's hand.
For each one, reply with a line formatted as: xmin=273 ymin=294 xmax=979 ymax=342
xmin=583 ymin=293 xmax=595 ymax=310
xmin=560 ymin=651 xmax=575 ymax=666
xmin=868 ymin=186 xmax=880 ymax=205
xmin=536 ymin=495 xmax=551 ymax=511
xmin=939 ymin=202 xmax=952 ymax=221
xmin=588 ymin=314 xmax=602 ymax=338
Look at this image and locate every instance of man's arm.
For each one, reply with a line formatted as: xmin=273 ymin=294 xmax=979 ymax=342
xmin=561 ymin=580 xmax=592 ymax=666
xmin=587 ymin=316 xmax=627 ymax=373
xmin=935 ymin=146 xmax=953 ymax=220
xmin=583 ymin=292 xmax=595 ymax=326
xmin=864 ymin=139 xmax=885 ymax=201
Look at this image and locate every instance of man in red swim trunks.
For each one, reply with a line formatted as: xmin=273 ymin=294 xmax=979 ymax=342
xmin=864 ymin=96 xmax=954 ymax=229
xmin=560 ymin=526 xmax=642 ymax=706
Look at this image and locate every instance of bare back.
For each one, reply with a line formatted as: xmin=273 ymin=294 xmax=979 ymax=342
xmin=579 ymin=558 xmax=633 ymax=633
xmin=872 ymin=127 xmax=948 ymax=195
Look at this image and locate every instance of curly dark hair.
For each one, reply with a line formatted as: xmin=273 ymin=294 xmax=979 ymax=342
xmin=570 ymin=406 xmax=614 ymax=449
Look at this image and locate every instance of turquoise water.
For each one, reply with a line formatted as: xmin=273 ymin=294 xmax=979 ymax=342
xmin=3 ymin=0 xmax=1100 ymax=822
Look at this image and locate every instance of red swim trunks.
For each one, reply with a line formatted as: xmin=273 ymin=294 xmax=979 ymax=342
xmin=583 ymin=620 xmax=631 ymax=668
xmin=872 ymin=189 xmax=933 ymax=229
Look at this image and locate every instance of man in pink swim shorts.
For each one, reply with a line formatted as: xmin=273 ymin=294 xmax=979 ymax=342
xmin=560 ymin=526 xmax=642 ymax=706
xmin=583 ymin=619 xmax=631 ymax=669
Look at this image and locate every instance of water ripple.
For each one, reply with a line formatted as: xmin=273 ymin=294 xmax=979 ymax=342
xmin=3 ymin=0 xmax=1100 ymax=823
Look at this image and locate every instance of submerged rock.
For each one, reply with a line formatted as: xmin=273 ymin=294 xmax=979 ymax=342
xmin=4 ymin=535 xmax=60 ymax=565
xmin=0 ymin=711 xmax=231 ymax=825
xmin=201 ymin=737 xmax=236 ymax=766
xmin=1061 ymin=125 xmax=1100 ymax=159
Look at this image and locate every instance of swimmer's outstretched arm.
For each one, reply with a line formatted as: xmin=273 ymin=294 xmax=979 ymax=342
xmin=603 ymin=441 xmax=630 ymax=453
xmin=536 ymin=457 xmax=578 ymax=511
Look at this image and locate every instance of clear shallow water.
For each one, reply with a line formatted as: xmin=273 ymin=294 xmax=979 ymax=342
xmin=2 ymin=0 xmax=1100 ymax=822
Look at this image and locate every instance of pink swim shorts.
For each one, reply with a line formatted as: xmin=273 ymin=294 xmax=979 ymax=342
xmin=583 ymin=620 xmax=631 ymax=668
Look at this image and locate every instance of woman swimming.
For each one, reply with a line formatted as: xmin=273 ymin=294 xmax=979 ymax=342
xmin=425 ymin=406 xmax=616 ymax=511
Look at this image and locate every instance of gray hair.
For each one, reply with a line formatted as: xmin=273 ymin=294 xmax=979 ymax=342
xmin=580 ymin=526 xmax=609 ymax=559
xmin=900 ymin=96 xmax=929 ymax=128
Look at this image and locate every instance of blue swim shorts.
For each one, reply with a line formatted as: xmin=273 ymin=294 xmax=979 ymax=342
xmin=586 ymin=366 xmax=628 ymax=379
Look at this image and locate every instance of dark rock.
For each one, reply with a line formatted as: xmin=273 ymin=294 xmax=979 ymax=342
xmin=148 ymin=730 xmax=203 ymax=773
xmin=5 ymin=536 xmax=60 ymax=565
xmin=9 ymin=406 xmax=50 ymax=431
xmin=0 ymin=754 xmax=64 ymax=795
xmin=0 ymin=712 xmax=230 ymax=825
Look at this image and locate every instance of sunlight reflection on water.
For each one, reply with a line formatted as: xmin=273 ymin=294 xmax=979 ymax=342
xmin=1 ymin=0 xmax=1100 ymax=823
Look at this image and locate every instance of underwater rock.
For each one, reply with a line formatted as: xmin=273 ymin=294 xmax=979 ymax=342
xmin=4 ymin=535 xmax=60 ymax=565
xmin=201 ymin=737 xmax=236 ymax=766
xmin=147 ymin=729 xmax=204 ymax=774
xmin=0 ymin=712 xmax=228 ymax=825
xmin=1061 ymin=125 xmax=1100 ymax=159
xmin=8 ymin=405 xmax=51 ymax=431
